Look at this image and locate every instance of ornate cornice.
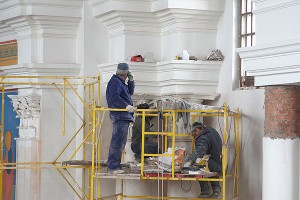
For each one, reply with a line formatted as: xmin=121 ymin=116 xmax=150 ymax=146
xmin=99 ymin=60 xmax=222 ymax=100
xmin=100 ymin=11 xmax=160 ymax=38
xmin=237 ymin=39 xmax=300 ymax=86
xmin=90 ymin=0 xmax=224 ymax=36
xmin=0 ymin=0 xmax=83 ymax=21
xmin=0 ymin=0 xmax=83 ymax=39
xmin=156 ymin=8 xmax=221 ymax=35
xmin=253 ymin=0 xmax=300 ymax=15
xmin=0 ymin=63 xmax=81 ymax=76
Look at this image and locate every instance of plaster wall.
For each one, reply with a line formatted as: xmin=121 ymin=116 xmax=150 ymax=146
xmin=41 ymin=37 xmax=77 ymax=63
xmin=161 ymin=32 xmax=217 ymax=61
xmin=255 ymin=2 xmax=300 ymax=45
xmin=39 ymin=89 xmax=79 ymax=200
xmin=124 ymin=35 xmax=161 ymax=62
xmin=213 ymin=1 xmax=264 ymax=199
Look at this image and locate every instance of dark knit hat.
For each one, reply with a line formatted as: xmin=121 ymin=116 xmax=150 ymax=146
xmin=191 ymin=122 xmax=206 ymax=133
xmin=116 ymin=63 xmax=129 ymax=75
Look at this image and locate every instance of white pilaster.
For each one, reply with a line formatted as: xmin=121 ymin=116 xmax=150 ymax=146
xmin=9 ymin=94 xmax=41 ymax=200
xmin=263 ymin=137 xmax=299 ymax=200
xmin=15 ymin=139 xmax=40 ymax=200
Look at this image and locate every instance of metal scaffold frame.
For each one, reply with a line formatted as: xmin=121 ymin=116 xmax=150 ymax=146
xmin=93 ymin=104 xmax=241 ymax=200
xmin=0 ymin=75 xmax=241 ymax=200
xmin=0 ymin=75 xmax=100 ymax=200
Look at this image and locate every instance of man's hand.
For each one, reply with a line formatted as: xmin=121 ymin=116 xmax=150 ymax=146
xmin=126 ymin=105 xmax=136 ymax=113
xmin=127 ymin=71 xmax=134 ymax=81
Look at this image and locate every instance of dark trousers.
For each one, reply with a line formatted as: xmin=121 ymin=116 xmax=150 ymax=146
xmin=131 ymin=142 xmax=161 ymax=158
xmin=107 ymin=120 xmax=130 ymax=170
xmin=199 ymin=175 xmax=221 ymax=193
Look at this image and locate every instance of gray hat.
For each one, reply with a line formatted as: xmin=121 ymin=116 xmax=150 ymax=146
xmin=191 ymin=122 xmax=206 ymax=133
xmin=116 ymin=63 xmax=129 ymax=75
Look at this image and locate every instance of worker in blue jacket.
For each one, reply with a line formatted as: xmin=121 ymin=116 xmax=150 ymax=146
xmin=106 ymin=63 xmax=135 ymax=174
xmin=183 ymin=122 xmax=222 ymax=198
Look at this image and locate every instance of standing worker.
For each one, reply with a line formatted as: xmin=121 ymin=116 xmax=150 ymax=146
xmin=106 ymin=63 xmax=135 ymax=174
xmin=183 ymin=122 xmax=222 ymax=198
xmin=131 ymin=103 xmax=161 ymax=162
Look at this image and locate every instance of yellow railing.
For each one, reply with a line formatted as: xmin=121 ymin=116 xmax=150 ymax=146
xmin=0 ymin=75 xmax=100 ymax=200
xmin=94 ymin=105 xmax=241 ymax=200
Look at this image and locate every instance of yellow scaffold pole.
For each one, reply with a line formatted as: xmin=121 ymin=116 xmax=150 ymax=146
xmin=222 ymin=103 xmax=228 ymax=200
xmin=89 ymin=106 xmax=96 ymax=200
xmin=0 ymin=84 xmax=4 ymax=200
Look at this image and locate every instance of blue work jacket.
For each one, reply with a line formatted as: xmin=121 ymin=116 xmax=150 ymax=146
xmin=106 ymin=74 xmax=135 ymax=122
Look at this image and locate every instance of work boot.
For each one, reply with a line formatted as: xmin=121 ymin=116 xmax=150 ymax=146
xmin=210 ymin=190 xmax=221 ymax=198
xmin=198 ymin=191 xmax=211 ymax=198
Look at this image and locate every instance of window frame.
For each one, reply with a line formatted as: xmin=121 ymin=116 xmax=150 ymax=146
xmin=239 ymin=0 xmax=255 ymax=87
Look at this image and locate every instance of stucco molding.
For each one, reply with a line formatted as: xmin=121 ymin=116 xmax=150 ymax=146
xmin=91 ymin=0 xmax=223 ymax=35
xmin=253 ymin=0 xmax=300 ymax=15
xmin=0 ymin=0 xmax=83 ymax=21
xmin=99 ymin=11 xmax=161 ymax=37
xmin=155 ymin=8 xmax=221 ymax=35
xmin=237 ymin=39 xmax=300 ymax=86
xmin=0 ymin=0 xmax=83 ymax=39
xmin=98 ymin=60 xmax=221 ymax=100
xmin=0 ymin=63 xmax=81 ymax=76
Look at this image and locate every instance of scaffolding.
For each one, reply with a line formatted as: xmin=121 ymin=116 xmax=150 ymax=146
xmin=0 ymin=75 xmax=100 ymax=200
xmin=0 ymin=75 xmax=241 ymax=200
xmin=93 ymin=104 xmax=241 ymax=200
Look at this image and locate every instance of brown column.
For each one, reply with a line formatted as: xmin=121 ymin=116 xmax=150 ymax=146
xmin=265 ymin=85 xmax=300 ymax=139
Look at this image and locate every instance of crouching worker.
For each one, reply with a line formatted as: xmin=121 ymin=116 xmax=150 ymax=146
xmin=131 ymin=103 xmax=161 ymax=162
xmin=183 ymin=122 xmax=222 ymax=198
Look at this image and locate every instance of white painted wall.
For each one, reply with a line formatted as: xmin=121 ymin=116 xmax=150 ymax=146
xmin=255 ymin=0 xmax=300 ymax=45
xmin=39 ymin=89 xmax=79 ymax=200
xmin=213 ymin=1 xmax=264 ymax=199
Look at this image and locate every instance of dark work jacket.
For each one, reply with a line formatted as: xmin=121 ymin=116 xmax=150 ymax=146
xmin=106 ymin=74 xmax=135 ymax=122
xmin=188 ymin=127 xmax=222 ymax=173
xmin=131 ymin=116 xmax=154 ymax=145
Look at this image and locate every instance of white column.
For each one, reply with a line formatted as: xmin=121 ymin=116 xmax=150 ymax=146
xmin=8 ymin=95 xmax=41 ymax=200
xmin=15 ymin=139 xmax=40 ymax=200
xmin=263 ymin=137 xmax=299 ymax=200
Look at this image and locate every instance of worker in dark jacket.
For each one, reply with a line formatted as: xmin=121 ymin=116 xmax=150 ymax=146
xmin=106 ymin=63 xmax=135 ymax=174
xmin=183 ymin=122 xmax=222 ymax=198
xmin=131 ymin=103 xmax=161 ymax=162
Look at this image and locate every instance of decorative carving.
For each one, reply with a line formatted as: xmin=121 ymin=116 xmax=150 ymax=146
xmin=8 ymin=95 xmax=41 ymax=139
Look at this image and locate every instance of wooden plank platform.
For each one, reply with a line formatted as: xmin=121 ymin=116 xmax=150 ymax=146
xmin=96 ymin=171 xmax=218 ymax=180
xmin=96 ymin=173 xmax=141 ymax=179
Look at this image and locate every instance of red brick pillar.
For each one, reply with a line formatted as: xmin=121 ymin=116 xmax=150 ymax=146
xmin=265 ymin=86 xmax=300 ymax=139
